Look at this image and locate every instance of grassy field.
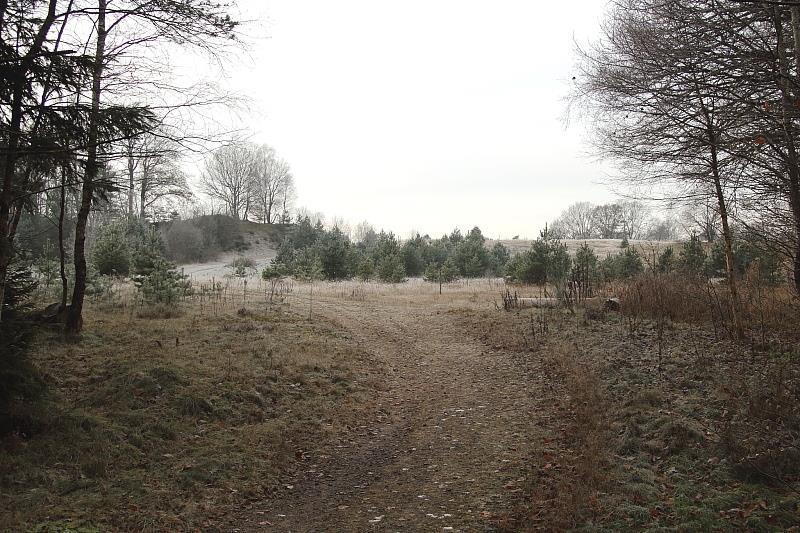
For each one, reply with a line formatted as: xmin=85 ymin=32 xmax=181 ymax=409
xmin=454 ymin=297 xmax=800 ymax=530
xmin=2 ymin=276 xmax=798 ymax=531
xmin=0 ymin=294 xmax=379 ymax=531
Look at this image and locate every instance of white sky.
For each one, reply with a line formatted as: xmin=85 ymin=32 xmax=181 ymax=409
xmin=190 ymin=0 xmax=618 ymax=239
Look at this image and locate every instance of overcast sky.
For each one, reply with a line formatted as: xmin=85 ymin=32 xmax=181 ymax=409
xmin=194 ymin=1 xmax=617 ymax=239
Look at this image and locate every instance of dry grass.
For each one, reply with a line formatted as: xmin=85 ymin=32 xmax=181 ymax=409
xmin=455 ymin=295 xmax=800 ymax=530
xmin=488 ymin=238 xmax=679 ymax=257
xmin=0 ymin=296 xmax=377 ymax=531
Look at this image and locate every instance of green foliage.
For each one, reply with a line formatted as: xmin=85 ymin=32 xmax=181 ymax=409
xmin=423 ymin=258 xmax=459 ymax=283
xmin=356 ymin=257 xmax=375 ymax=281
xmin=376 ymin=253 xmax=405 ymax=283
xmin=2 ymin=258 xmax=37 ymax=320
xmin=706 ymin=235 xmax=783 ymax=283
xmin=314 ymin=227 xmax=352 ymax=280
xmin=129 ymin=226 xmax=191 ymax=305
xmin=261 ymin=262 xmax=288 ymax=282
xmin=192 ymin=215 xmax=249 ymax=253
xmin=452 ymin=227 xmax=489 ymax=277
xmin=134 ymin=258 xmax=191 ymax=306
xmin=600 ymin=246 xmax=644 ymax=280
xmin=401 ymin=236 xmax=426 ymax=277
xmin=575 ymin=242 xmax=599 ymax=271
xmin=573 ymin=242 xmax=601 ymax=286
xmin=91 ymin=222 xmax=130 ymax=276
xmin=0 ymin=322 xmax=45 ymax=435
xmin=0 ymin=257 xmax=43 ymax=433
xmin=294 ymin=254 xmax=325 ymax=283
xmin=678 ymin=234 xmax=706 ymax=276
xmin=274 ymin=220 xmax=513 ymax=283
xmin=506 ymin=230 xmax=571 ymax=284
xmin=229 ymin=256 xmax=255 ymax=278
xmin=488 ymin=242 xmax=510 ymax=276
xmin=131 ymin=226 xmax=165 ymax=277
xmin=657 ymin=247 xmax=676 ymax=273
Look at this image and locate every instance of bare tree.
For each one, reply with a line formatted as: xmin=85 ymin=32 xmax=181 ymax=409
xmin=250 ymin=144 xmax=294 ymax=224
xmin=592 ymin=203 xmax=624 ymax=239
xmin=681 ymin=200 xmax=720 ymax=242
xmin=551 ymin=201 xmax=596 ymax=239
xmin=201 ymin=143 xmax=255 ymax=220
xmin=646 ymin=217 xmax=680 ymax=241
xmin=619 ymin=200 xmax=651 ymax=240
xmin=125 ymin=134 xmax=191 ymax=219
xmin=572 ymin=0 xmax=748 ymax=336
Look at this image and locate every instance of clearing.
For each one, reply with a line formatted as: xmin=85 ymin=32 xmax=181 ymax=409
xmin=3 ymin=279 xmax=798 ymax=531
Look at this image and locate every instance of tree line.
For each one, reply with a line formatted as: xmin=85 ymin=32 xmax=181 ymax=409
xmin=549 ymin=200 xmax=678 ymax=241
xmin=265 ymin=218 xmax=511 ymax=284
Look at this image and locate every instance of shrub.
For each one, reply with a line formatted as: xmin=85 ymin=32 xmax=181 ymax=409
xmin=192 ymin=215 xmax=248 ymax=253
xmin=376 ymin=254 xmax=405 ymax=283
xmin=600 ymin=246 xmax=644 ymax=280
xmin=488 ymin=242 xmax=510 ymax=276
xmin=356 ymin=257 xmax=375 ymax=281
xmin=1 ymin=258 xmax=36 ymax=320
xmin=401 ymin=238 xmax=426 ymax=277
xmin=507 ymin=231 xmax=571 ymax=284
xmin=677 ymin=234 xmax=706 ymax=276
xmin=229 ymin=256 xmax=256 ymax=277
xmin=657 ymin=247 xmax=676 ymax=273
xmin=0 ymin=321 xmax=44 ymax=436
xmin=92 ymin=222 xmax=130 ymax=275
xmin=134 ymin=258 xmax=191 ymax=306
xmin=423 ymin=259 xmax=459 ymax=283
xmin=132 ymin=226 xmax=165 ymax=277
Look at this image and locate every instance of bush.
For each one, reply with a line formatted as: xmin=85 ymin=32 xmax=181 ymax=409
xmin=356 ymin=258 xmax=375 ymax=281
xmin=0 ymin=321 xmax=45 ymax=436
xmin=657 ymin=247 xmax=676 ymax=273
xmin=376 ymin=254 xmax=405 ymax=283
xmin=423 ymin=259 xmax=459 ymax=283
xmin=92 ymin=222 xmax=130 ymax=276
xmin=192 ymin=215 xmax=248 ymax=253
xmin=488 ymin=242 xmax=510 ymax=276
xmin=600 ymin=246 xmax=644 ymax=281
xmin=507 ymin=231 xmax=571 ymax=284
xmin=132 ymin=226 xmax=165 ymax=277
xmin=135 ymin=258 xmax=192 ymax=307
xmin=1 ymin=259 xmax=37 ymax=320
xmin=229 ymin=256 xmax=256 ymax=277
xmin=677 ymin=234 xmax=706 ymax=276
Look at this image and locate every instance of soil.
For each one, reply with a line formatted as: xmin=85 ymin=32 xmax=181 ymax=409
xmin=227 ymin=295 xmax=548 ymax=532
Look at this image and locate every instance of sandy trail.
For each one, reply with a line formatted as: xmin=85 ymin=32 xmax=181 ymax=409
xmin=229 ymin=293 xmax=546 ymax=532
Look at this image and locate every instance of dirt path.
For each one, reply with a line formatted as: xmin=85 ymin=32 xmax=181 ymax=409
xmin=229 ymin=296 xmax=547 ymax=532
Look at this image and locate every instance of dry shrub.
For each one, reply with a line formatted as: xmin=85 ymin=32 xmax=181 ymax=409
xmin=618 ymin=271 xmax=800 ymax=345
xmin=135 ymin=302 xmax=184 ymax=319
xmin=532 ymin=342 xmax=610 ymax=528
xmin=719 ymin=352 xmax=800 ymax=486
xmin=619 ymin=272 xmax=710 ymax=327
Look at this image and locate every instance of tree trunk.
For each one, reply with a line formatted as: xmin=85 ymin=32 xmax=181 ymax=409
xmin=140 ymin=169 xmax=147 ymax=219
xmin=127 ymin=142 xmax=135 ymax=217
xmin=709 ymin=141 xmax=744 ymax=339
xmin=59 ymin=167 xmax=68 ymax=308
xmin=786 ymin=6 xmax=800 ymax=294
xmin=67 ymin=0 xmax=107 ymax=334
